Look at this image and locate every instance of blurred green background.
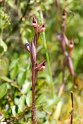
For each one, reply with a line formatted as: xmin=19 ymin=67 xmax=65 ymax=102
xmin=0 ymin=0 xmax=83 ymax=123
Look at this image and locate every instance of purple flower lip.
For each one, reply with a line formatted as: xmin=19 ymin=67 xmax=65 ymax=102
xmin=38 ymin=24 xmax=45 ymax=33
xmin=35 ymin=60 xmax=46 ymax=71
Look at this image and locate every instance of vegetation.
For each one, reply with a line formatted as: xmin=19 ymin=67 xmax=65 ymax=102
xmin=0 ymin=0 xmax=83 ymax=124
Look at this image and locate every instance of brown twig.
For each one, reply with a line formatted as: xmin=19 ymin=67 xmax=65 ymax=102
xmin=70 ymin=91 xmax=74 ymax=124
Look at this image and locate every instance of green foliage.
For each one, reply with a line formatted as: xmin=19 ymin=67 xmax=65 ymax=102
xmin=0 ymin=0 xmax=83 ymax=123
xmin=0 ymin=83 xmax=8 ymax=99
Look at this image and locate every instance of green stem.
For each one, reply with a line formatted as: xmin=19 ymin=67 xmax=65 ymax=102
xmin=39 ymin=11 xmax=54 ymax=97
xmin=39 ymin=11 xmax=53 ymax=81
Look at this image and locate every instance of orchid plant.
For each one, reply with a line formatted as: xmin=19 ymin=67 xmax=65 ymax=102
xmin=25 ymin=17 xmax=45 ymax=124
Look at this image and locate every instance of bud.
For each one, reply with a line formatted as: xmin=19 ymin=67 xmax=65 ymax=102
xmin=25 ymin=43 xmax=31 ymax=52
xmin=62 ymin=9 xmax=67 ymax=20
xmin=62 ymin=9 xmax=67 ymax=33
xmin=32 ymin=17 xmax=38 ymax=28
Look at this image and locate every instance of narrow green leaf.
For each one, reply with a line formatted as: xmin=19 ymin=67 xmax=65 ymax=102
xmin=0 ymin=76 xmax=13 ymax=83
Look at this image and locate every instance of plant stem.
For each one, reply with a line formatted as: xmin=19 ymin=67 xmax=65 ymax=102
xmin=70 ymin=91 xmax=74 ymax=124
xmin=32 ymin=63 xmax=36 ymax=124
xmin=25 ymin=17 xmax=45 ymax=123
